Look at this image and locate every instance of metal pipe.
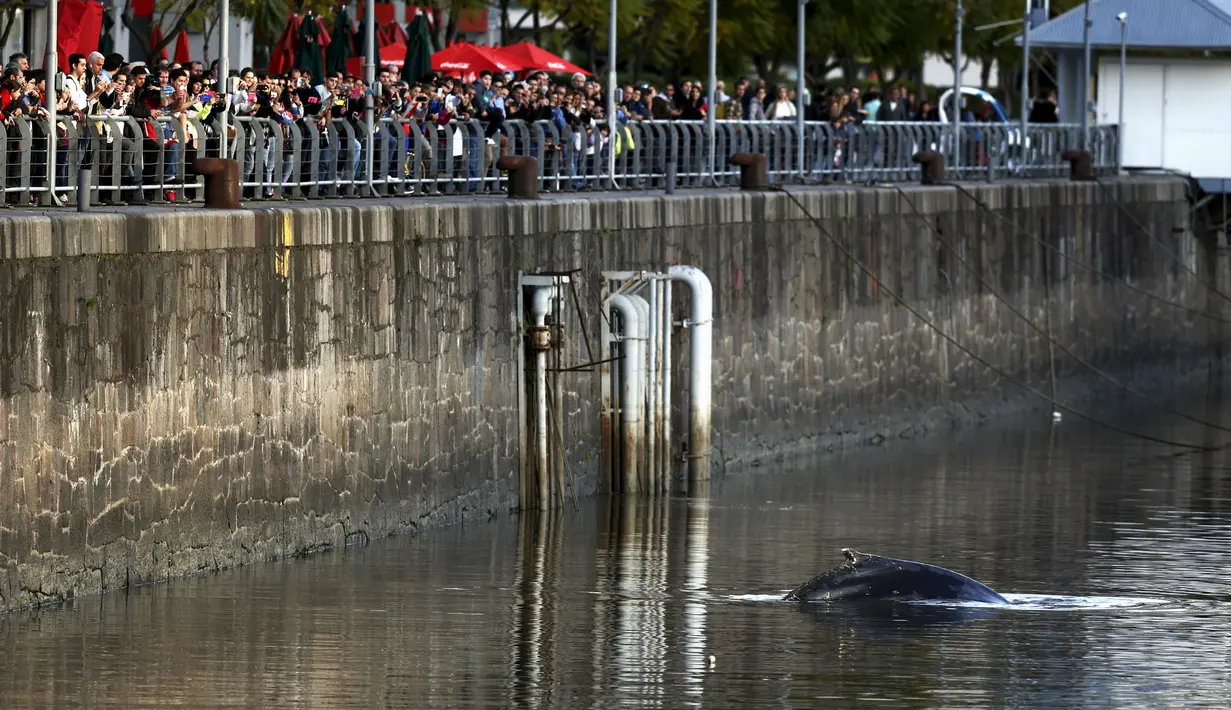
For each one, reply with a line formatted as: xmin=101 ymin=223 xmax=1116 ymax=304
xmin=220 ymin=0 xmax=230 ymax=160
xmin=1118 ymin=12 xmax=1127 ymax=173
xmin=1020 ymin=1 xmax=1030 ymax=171
xmin=661 ymin=281 xmax=672 ymax=489
xmin=530 ymin=286 xmax=558 ymax=509
xmin=607 ymin=294 xmax=645 ymax=493
xmin=667 ymin=265 xmax=713 ymax=481
xmin=706 ymin=0 xmax=717 ymax=184
xmin=1081 ymin=0 xmax=1091 ymax=150
xmin=647 ymin=280 xmax=659 ymax=492
xmin=45 ymin=0 xmax=58 ymax=204
xmin=953 ymin=0 xmax=964 ymax=176
xmin=607 ymin=0 xmax=617 ymax=188
xmin=796 ymin=0 xmax=806 ymax=180
xmin=365 ymin=0 xmax=377 ymax=194
xmin=629 ymin=295 xmax=650 ymax=491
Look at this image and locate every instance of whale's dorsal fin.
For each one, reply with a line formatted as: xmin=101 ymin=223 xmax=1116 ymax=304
xmin=841 ymin=548 xmax=867 ymax=564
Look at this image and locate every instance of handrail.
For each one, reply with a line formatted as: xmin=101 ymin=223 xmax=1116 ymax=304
xmin=0 ymin=114 xmax=1120 ymax=206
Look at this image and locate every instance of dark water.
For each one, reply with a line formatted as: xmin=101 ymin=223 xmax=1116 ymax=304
xmin=5 ymin=394 xmax=1231 ymax=708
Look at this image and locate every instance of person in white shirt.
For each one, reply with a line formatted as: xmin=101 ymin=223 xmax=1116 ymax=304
xmin=765 ymin=86 xmax=797 ymax=120
xmin=64 ymin=53 xmax=88 ymax=117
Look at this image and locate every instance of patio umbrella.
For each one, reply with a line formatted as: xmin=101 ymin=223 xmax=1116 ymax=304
xmin=174 ymin=28 xmax=191 ymax=65
xmin=432 ymin=41 xmax=524 ymax=76
xmin=268 ymin=15 xmax=302 ymax=74
xmin=500 ymin=42 xmax=589 ymax=75
xmin=379 ymin=21 xmax=408 ymax=48
xmin=295 ymin=12 xmax=327 ymax=80
xmin=400 ymin=14 xmax=433 ymax=82
xmin=325 ymin=7 xmax=354 ymax=74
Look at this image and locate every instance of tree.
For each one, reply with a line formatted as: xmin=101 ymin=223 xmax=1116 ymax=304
xmin=120 ymin=0 xmax=206 ymax=62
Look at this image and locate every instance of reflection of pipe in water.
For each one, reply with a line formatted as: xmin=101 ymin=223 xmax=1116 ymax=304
xmin=510 ymin=510 xmax=561 ymax=706
xmin=682 ymin=481 xmax=711 ymax=698
xmin=605 ymin=499 xmax=670 ymax=705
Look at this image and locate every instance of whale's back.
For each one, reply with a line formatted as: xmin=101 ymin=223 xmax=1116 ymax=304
xmin=784 ymin=550 xmax=1008 ymax=604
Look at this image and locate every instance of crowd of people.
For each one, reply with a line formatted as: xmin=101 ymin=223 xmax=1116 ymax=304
xmin=0 ymin=47 xmax=1030 ymax=203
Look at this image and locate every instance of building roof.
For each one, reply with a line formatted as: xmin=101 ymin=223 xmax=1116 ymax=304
xmin=1023 ymin=0 xmax=1231 ymax=50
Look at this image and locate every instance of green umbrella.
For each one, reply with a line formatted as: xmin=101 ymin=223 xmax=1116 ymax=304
xmin=401 ymin=15 xmax=433 ymax=83
xmin=325 ymin=8 xmax=354 ymax=75
xmin=295 ymin=12 xmax=325 ymax=81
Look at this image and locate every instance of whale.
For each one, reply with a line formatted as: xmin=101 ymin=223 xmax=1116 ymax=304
xmin=783 ymin=548 xmax=1010 ymax=605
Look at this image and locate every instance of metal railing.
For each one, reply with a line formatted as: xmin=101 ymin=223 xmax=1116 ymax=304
xmin=1 ymin=116 xmax=1119 ymax=206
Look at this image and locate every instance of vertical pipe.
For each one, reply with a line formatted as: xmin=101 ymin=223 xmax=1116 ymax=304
xmin=1081 ymin=0 xmax=1092 ymax=151
xmin=1118 ymin=15 xmax=1127 ymax=172
xmin=365 ymin=0 xmax=377 ymax=193
xmin=629 ymin=295 xmax=650 ymax=491
xmin=953 ymin=0 xmax=964 ymax=176
xmin=1020 ymin=2 xmax=1030 ymax=171
xmin=607 ymin=295 xmax=644 ymax=494
xmin=600 ymin=281 xmax=614 ymax=493
xmin=531 ymin=287 xmax=557 ymax=509
xmin=661 ymin=283 xmax=672 ymax=490
xmin=220 ymin=0 xmax=230 ymax=159
xmin=796 ymin=0 xmax=806 ymax=181
xmin=647 ymin=280 xmax=659 ymax=492
xmin=607 ymin=0 xmax=617 ymax=188
xmin=667 ymin=266 xmax=713 ymax=482
xmin=45 ymin=0 xmax=58 ymax=203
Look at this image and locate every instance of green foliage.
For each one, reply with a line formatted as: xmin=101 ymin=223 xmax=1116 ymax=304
xmin=544 ymin=0 xmax=1089 ymax=89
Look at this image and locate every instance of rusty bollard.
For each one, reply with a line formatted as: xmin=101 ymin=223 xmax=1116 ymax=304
xmin=192 ymin=158 xmax=242 ymax=209
xmin=496 ymin=155 xmax=540 ymax=199
xmin=730 ymin=153 xmax=768 ymax=191
xmin=912 ymin=151 xmax=946 ymax=185
xmin=1061 ymin=150 xmax=1095 ymax=181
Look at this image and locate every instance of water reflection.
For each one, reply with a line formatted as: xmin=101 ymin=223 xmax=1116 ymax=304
xmin=4 ymin=399 xmax=1231 ymax=707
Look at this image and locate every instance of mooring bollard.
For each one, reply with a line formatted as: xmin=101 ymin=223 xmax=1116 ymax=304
xmin=76 ymin=168 xmax=91 ymax=212
xmin=729 ymin=153 xmax=768 ymax=191
xmin=192 ymin=158 xmax=242 ymax=209
xmin=496 ymin=155 xmax=540 ymax=199
xmin=1060 ymin=150 xmax=1095 ymax=181
xmin=912 ymin=151 xmax=946 ymax=185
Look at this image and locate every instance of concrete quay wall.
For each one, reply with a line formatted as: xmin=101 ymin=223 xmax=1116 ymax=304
xmin=0 ymin=177 xmax=1215 ymax=611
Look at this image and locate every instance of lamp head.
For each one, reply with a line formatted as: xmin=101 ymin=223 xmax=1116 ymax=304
xmin=1117 ymin=12 xmax=1127 ymax=22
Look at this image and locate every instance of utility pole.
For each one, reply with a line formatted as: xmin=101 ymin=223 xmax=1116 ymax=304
xmin=953 ymin=0 xmax=965 ymax=175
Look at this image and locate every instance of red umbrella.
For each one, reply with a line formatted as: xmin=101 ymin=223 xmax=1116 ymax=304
xmin=268 ymin=14 xmax=303 ymax=75
xmin=345 ymin=42 xmax=405 ymax=76
xmin=500 ymin=42 xmax=589 ymax=75
xmin=174 ymin=29 xmax=191 ymax=65
xmin=432 ymin=41 xmax=524 ymax=76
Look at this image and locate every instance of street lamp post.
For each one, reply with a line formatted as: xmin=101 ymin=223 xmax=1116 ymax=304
xmin=219 ymin=0 xmax=230 ymax=160
xmin=796 ymin=0 xmax=806 ymax=180
xmin=1020 ymin=0 xmax=1031 ymax=169
xmin=1081 ymin=0 xmax=1092 ymax=149
xmin=45 ymin=0 xmax=58 ymax=204
xmin=706 ymin=0 xmax=717 ymax=183
xmin=953 ymin=0 xmax=964 ymax=175
xmin=1117 ymin=12 xmax=1127 ymax=172
xmin=365 ymin=0 xmax=376 ymax=194
xmin=607 ymin=0 xmax=617 ymax=188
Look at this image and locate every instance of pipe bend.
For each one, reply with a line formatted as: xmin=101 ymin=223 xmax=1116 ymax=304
xmin=531 ymin=286 xmax=558 ymax=326
xmin=606 ymin=294 xmax=641 ymax=336
xmin=667 ymin=265 xmax=713 ymax=324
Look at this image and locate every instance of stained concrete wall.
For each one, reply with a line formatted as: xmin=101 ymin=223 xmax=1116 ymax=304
xmin=0 ymin=177 xmax=1215 ymax=611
